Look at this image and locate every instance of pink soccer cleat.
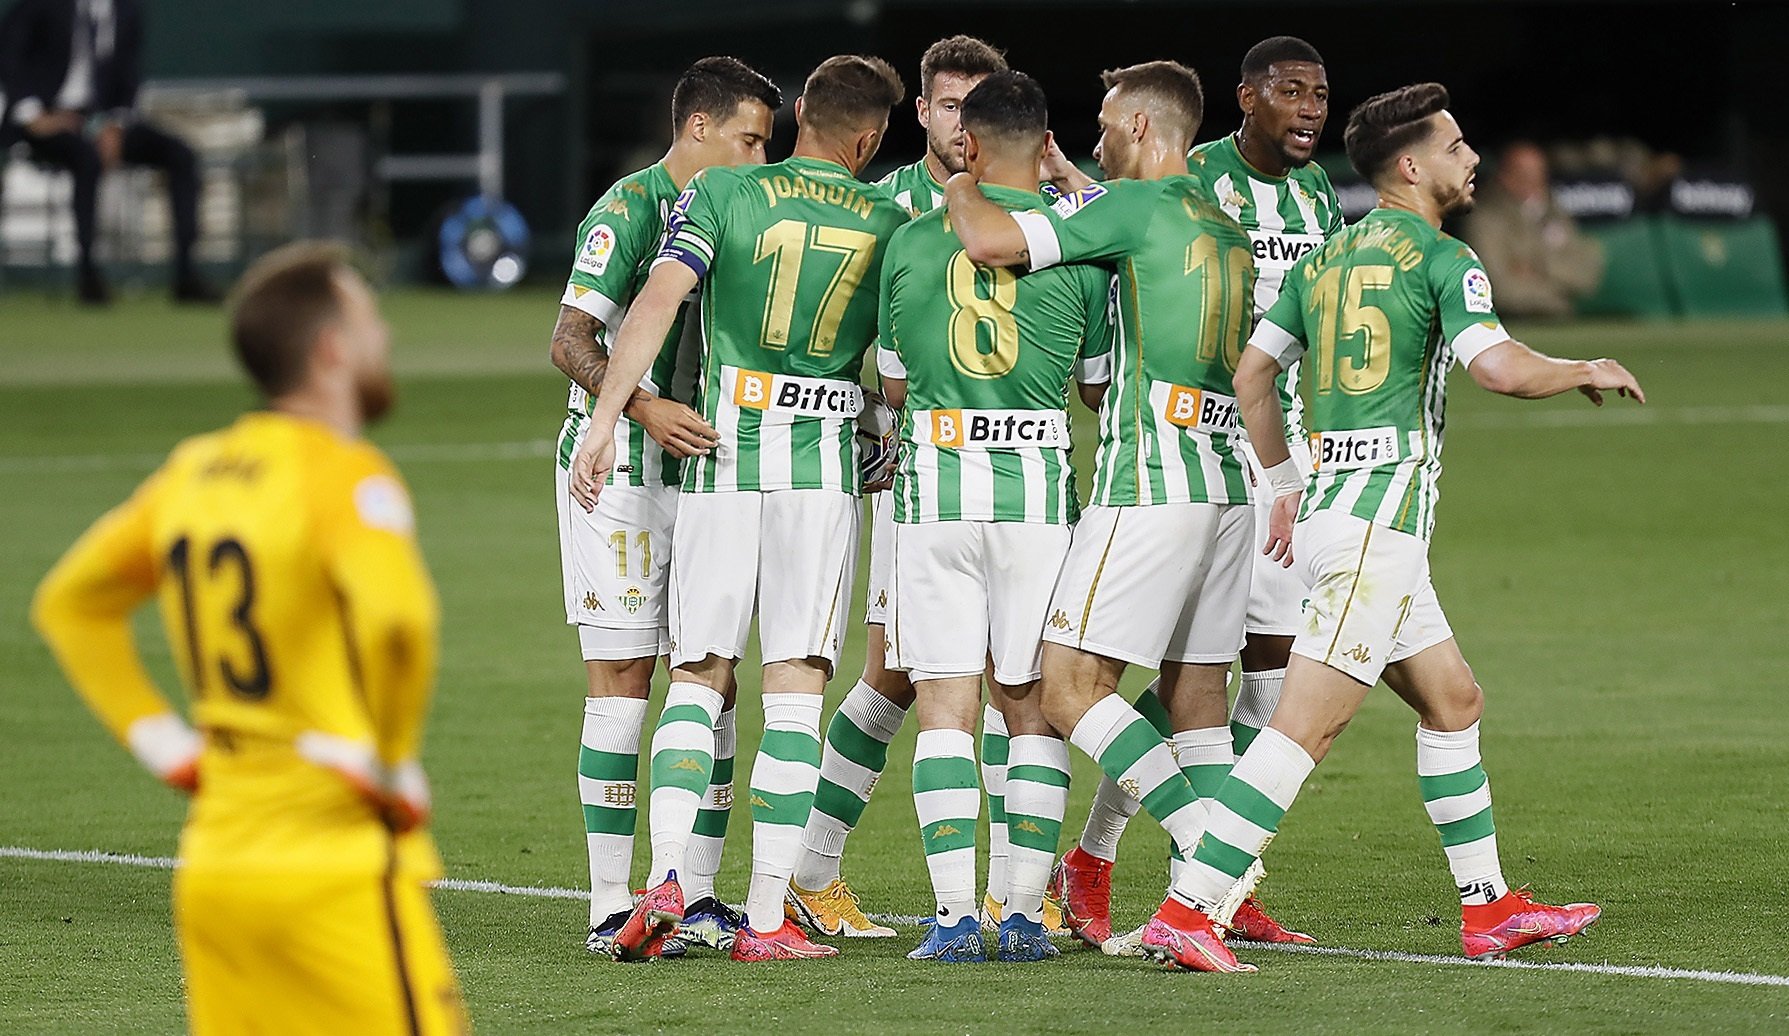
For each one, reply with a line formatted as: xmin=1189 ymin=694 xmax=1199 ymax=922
xmin=1139 ymin=898 xmax=1256 ymax=974
xmin=611 ymin=871 xmax=685 ymax=963
xmin=1461 ymin=888 xmax=1601 ymax=960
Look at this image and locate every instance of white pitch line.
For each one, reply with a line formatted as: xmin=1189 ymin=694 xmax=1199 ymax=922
xmin=3 ymin=403 xmax=1787 ymax=476
xmin=6 ymin=845 xmax=1789 ymax=989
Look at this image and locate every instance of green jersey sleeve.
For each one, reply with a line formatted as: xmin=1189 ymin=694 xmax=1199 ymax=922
xmin=1432 ymin=241 xmax=1510 ymax=368
xmin=1011 ymin=179 xmax=1160 ymax=270
xmin=1250 ymin=261 xmax=1310 ymax=368
xmin=876 ymin=226 xmax=907 ymax=381
xmin=658 ymin=166 xmax=742 ymax=280
xmin=564 ymin=187 xmax=664 ymax=327
xmin=1076 ymin=267 xmax=1115 ymax=384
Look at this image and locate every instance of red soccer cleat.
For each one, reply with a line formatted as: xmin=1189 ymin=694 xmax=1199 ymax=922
xmin=611 ymin=871 xmax=684 ymax=963
xmin=1461 ymin=888 xmax=1601 ymax=960
xmin=1050 ymin=847 xmax=1114 ymax=947
xmin=1228 ymin=896 xmax=1316 ymax=945
xmin=730 ymin=919 xmax=841 ymax=961
xmin=1139 ymin=898 xmax=1256 ymax=974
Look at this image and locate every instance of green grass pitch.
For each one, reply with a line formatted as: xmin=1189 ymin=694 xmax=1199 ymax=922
xmin=3 ymin=290 xmax=1787 ymax=1033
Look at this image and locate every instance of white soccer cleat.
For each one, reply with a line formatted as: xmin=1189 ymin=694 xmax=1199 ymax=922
xmin=1211 ymin=858 xmax=1266 ymax=931
xmin=1101 ymin=922 xmax=1148 ymax=957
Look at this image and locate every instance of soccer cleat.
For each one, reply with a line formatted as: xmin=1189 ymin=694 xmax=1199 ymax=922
xmin=1227 ymin=896 xmax=1316 ymax=946
xmin=907 ymin=915 xmax=987 ymax=963
xmin=730 ymin=919 xmax=841 ymax=961
xmin=1461 ymin=888 xmax=1601 ymax=960
xmin=678 ymin=896 xmax=744 ymax=951
xmin=1211 ymin=858 xmax=1266 ymax=930
xmin=786 ymin=878 xmax=896 ymax=938
xmin=611 ymin=871 xmax=684 ymax=963
xmin=994 ymin=912 xmax=1060 ymax=963
xmin=1101 ymin=923 xmax=1148 ymax=957
xmin=1050 ymin=847 xmax=1115 ymax=946
xmin=589 ymin=909 xmax=686 ymax=959
xmin=1139 ymin=899 xmax=1257 ymax=974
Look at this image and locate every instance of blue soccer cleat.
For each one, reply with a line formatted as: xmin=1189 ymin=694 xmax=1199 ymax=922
xmin=907 ymin=914 xmax=987 ymax=963
xmin=678 ymin=896 xmax=745 ymax=951
xmin=995 ymin=912 xmax=1060 ymax=963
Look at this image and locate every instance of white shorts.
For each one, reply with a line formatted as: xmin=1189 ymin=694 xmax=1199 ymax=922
xmin=555 ymin=461 xmax=676 ymax=661
xmin=670 ymin=489 xmax=859 ymax=672
xmin=1239 ymin=435 xmax=1314 ymax=638
xmin=1043 ymin=503 xmax=1251 ymax=668
xmin=1290 ymin=509 xmax=1455 ymax=686
xmin=885 ymin=520 xmax=1072 ymax=685
xmin=864 ymin=491 xmax=895 ymax=626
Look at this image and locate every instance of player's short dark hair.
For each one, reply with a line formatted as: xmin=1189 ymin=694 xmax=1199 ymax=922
xmin=671 ymin=57 xmax=782 ymax=133
xmin=1240 ymin=36 xmax=1325 ymax=82
xmin=960 ymin=71 xmax=1048 ymax=147
xmin=919 ymin=35 xmax=1008 ymax=98
xmin=1344 ymin=82 xmax=1451 ymax=184
xmin=228 ymin=241 xmax=357 ymax=398
xmin=800 ymin=55 xmax=906 ymax=137
xmin=1101 ymin=60 xmax=1205 ymax=141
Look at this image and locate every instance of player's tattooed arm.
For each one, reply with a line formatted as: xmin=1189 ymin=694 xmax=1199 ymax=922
xmin=549 ymin=305 xmax=655 ymax=416
xmin=944 ymin=172 xmax=1031 ymax=268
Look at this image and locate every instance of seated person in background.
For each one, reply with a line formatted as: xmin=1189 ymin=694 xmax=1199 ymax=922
xmin=1462 ymin=141 xmax=1603 ymax=319
xmin=0 ymin=0 xmax=216 ymax=304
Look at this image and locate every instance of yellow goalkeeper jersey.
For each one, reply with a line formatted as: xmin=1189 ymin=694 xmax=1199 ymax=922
xmin=33 ymin=411 xmax=443 ymax=878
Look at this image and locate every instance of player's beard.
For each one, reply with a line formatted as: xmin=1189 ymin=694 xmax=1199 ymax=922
xmin=929 ymin=129 xmax=967 ymax=177
xmin=357 ymin=366 xmax=396 ymax=425
xmin=1438 ymin=176 xmax=1476 ymax=217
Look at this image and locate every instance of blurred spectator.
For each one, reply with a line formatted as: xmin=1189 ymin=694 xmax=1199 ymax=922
xmin=0 ymin=0 xmax=216 ymax=304
xmin=1463 ymin=142 xmax=1604 ymax=318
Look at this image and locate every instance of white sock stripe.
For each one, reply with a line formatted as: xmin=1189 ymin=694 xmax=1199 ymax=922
xmin=1416 ymin=722 xmax=1482 ymax=775
xmin=1068 ymin=695 xmax=1133 ymax=758
xmin=1233 ymin=669 xmax=1285 ymax=728
xmin=665 ymin=681 xmax=726 ymax=720
xmin=981 ymin=704 xmax=1008 ymax=736
xmin=914 ymin=787 xmax=982 ymax=819
xmin=1233 ymin=728 xmax=1316 ymax=810
xmin=763 ymin=693 xmax=823 ymax=737
xmin=1204 ymin=802 xmax=1275 ymax=851
xmin=819 ymin=752 xmax=879 ymax=795
xmin=844 ymin=681 xmax=910 ymax=741
xmin=749 ymin=756 xmax=822 ymax=798
xmin=1424 ymin=786 xmax=1494 ymax=825
xmin=577 ymin=776 xmax=638 ymax=804
xmin=580 ymin=697 xmax=648 ymax=754
xmin=712 ymin=709 xmax=738 ymax=758
xmin=915 ymin=727 xmax=977 ymax=759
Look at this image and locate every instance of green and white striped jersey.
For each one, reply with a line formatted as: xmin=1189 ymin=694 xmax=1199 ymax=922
xmin=1191 ymin=134 xmax=1347 ymax=444
xmin=1251 ymin=207 xmax=1510 ymax=541
xmin=557 ymin=162 xmax=695 ymax=487
xmin=659 ymin=157 xmax=910 ymax=494
xmin=878 ymin=183 xmax=1113 ymax=524
xmin=878 ymin=158 xmax=946 ymax=218
xmin=1010 ymin=176 xmax=1257 ymax=507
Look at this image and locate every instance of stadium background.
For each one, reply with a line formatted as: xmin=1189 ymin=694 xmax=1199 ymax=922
xmin=4 ymin=1 xmax=1789 ymax=1032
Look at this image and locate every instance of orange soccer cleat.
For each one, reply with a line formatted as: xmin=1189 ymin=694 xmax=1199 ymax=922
xmin=1139 ymin=898 xmax=1256 ymax=974
xmin=611 ymin=871 xmax=684 ymax=963
xmin=1227 ymin=896 xmax=1316 ymax=946
xmin=1461 ymin=888 xmax=1601 ymax=960
xmin=730 ymin=919 xmax=841 ymax=962
xmin=1049 ymin=847 xmax=1115 ymax=947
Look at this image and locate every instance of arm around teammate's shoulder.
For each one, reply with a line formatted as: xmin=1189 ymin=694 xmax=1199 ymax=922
xmin=945 ymin=173 xmax=1031 ymax=268
xmin=1465 ymin=339 xmax=1646 ymax=405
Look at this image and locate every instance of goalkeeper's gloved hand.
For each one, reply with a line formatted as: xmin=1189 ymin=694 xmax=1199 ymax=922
xmin=126 ymin=712 xmax=202 ymax=792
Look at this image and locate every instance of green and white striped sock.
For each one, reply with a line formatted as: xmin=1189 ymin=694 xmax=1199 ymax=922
xmin=1175 ymin=726 xmax=1233 ymax=799
xmin=684 ymin=708 xmax=735 ymax=904
xmin=745 ymin=693 xmax=823 ymax=933
xmin=579 ymin=695 xmax=647 ymax=922
xmin=1231 ymin=668 xmax=1284 ymax=757
xmin=913 ymin=727 xmax=980 ymax=922
xmin=1172 ymin=726 xmax=1314 ymax=911
xmin=647 ymin=682 xmax=723 ymax=887
xmin=1003 ymin=734 xmax=1070 ymax=922
xmin=1077 ymin=679 xmax=1167 ymax=862
xmin=1068 ymin=694 xmax=1203 ymax=856
xmin=980 ymin=705 xmax=1011 ymax=905
xmin=1417 ymin=722 xmax=1508 ymax=907
xmin=794 ymin=681 xmax=906 ymax=890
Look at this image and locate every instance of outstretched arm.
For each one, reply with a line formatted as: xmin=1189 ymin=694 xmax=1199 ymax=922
xmin=1465 ymin=339 xmax=1645 ymax=405
xmin=945 ymin=173 xmax=1032 ymax=268
xmin=549 ymin=305 xmax=717 ymax=459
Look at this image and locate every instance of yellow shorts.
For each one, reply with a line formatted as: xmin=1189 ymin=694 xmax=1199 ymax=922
xmin=174 ymin=865 xmax=469 ymax=1036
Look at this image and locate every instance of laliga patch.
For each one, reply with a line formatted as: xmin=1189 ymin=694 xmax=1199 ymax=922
xmin=354 ymin=475 xmax=414 ymax=534
xmin=576 ymin=224 xmax=616 ymax=276
xmin=1462 ymin=268 xmax=1494 ymax=314
xmin=1050 ymin=183 xmax=1108 ymax=217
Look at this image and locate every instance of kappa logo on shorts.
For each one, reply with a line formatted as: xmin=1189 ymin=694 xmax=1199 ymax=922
xmin=620 ymin=585 xmax=647 ymax=614
xmin=1048 ymin=609 xmax=1072 ymax=631
xmin=1342 ymin=643 xmax=1373 ymax=664
xmin=875 ymin=589 xmax=887 ymax=608
xmin=582 ymin=591 xmax=604 ymax=612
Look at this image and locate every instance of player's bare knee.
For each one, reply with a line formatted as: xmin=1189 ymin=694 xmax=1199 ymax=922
xmin=585 ymin=656 xmax=655 ymax=699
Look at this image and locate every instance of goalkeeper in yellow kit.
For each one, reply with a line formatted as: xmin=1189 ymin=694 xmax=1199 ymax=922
xmin=30 ymin=242 xmax=469 ymax=1035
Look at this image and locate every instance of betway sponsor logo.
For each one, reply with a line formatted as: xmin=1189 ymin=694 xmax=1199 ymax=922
xmin=1311 ymin=426 xmax=1402 ymax=472
xmin=727 ymin=366 xmax=864 ymax=418
xmin=914 ymin=408 xmax=1069 ymax=449
xmin=1248 ymin=229 xmax=1325 ymax=269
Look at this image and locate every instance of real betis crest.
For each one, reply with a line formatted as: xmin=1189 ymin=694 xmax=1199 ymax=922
xmin=620 ymin=585 xmax=647 ymax=614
